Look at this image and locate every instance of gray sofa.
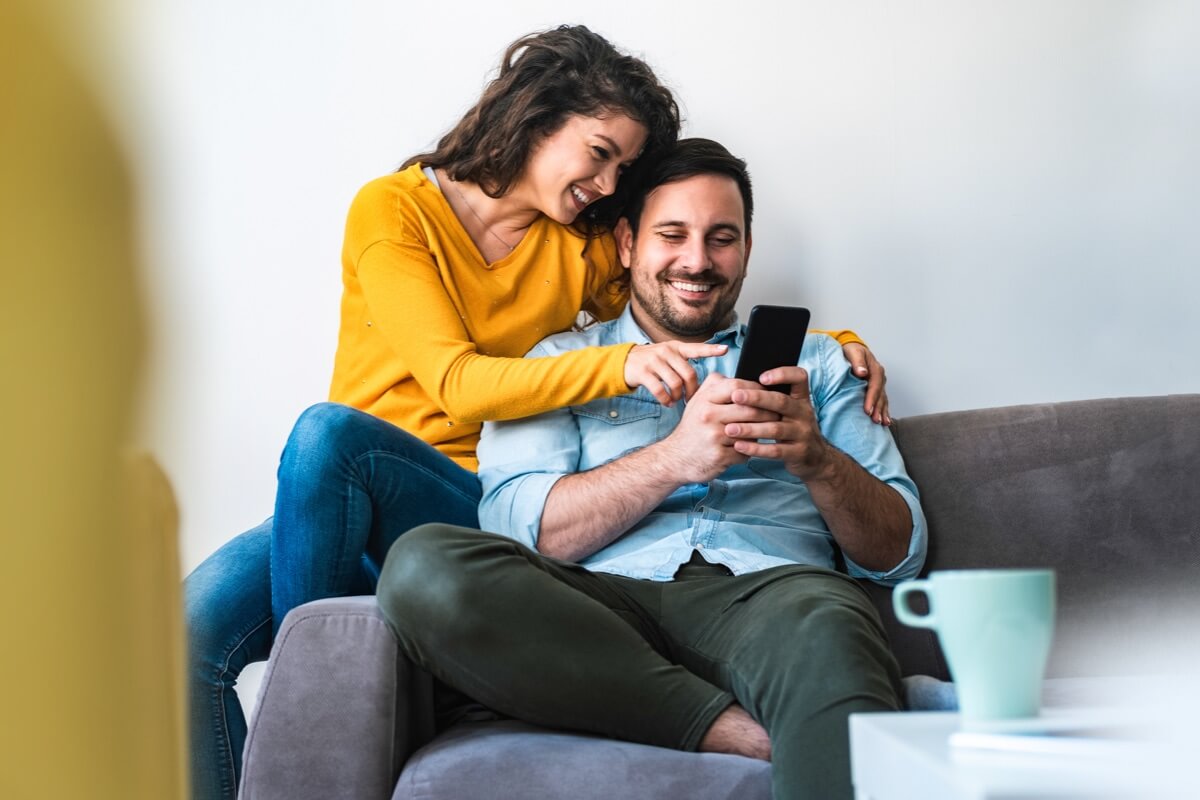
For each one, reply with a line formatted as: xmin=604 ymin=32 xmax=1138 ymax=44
xmin=238 ymin=395 xmax=1200 ymax=799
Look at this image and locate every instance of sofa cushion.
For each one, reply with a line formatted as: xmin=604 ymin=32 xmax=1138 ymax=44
xmin=391 ymin=676 xmax=962 ymax=800
xmin=391 ymin=719 xmax=772 ymax=800
xmin=885 ymin=394 xmax=1200 ymax=678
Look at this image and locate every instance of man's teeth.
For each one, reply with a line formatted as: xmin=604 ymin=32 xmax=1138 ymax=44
xmin=571 ymin=187 xmax=589 ymax=205
xmin=669 ymin=280 xmax=713 ymax=293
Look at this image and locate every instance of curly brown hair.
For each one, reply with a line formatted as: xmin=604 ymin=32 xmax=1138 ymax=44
xmin=402 ymin=25 xmax=680 ymax=232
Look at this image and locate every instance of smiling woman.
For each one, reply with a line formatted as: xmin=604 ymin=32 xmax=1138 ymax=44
xmin=182 ymin=23 xmax=885 ymax=800
xmin=509 ymin=114 xmax=647 ymax=224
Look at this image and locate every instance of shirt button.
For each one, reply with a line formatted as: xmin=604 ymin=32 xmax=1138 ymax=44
xmin=608 ymin=410 xmax=619 ymax=418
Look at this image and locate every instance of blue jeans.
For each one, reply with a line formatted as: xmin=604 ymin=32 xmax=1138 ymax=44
xmin=184 ymin=403 xmax=481 ymax=800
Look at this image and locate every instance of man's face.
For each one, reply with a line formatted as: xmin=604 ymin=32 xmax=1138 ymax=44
xmin=616 ymin=173 xmax=750 ymax=344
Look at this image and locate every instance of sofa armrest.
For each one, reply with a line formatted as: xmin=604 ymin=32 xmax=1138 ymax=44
xmin=239 ymin=596 xmax=435 ymax=800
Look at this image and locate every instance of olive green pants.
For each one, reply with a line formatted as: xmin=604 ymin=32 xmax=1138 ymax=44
xmin=378 ymin=524 xmax=903 ymax=799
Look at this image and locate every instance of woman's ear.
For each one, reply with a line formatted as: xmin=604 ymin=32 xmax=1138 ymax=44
xmin=614 ymin=217 xmax=634 ymax=270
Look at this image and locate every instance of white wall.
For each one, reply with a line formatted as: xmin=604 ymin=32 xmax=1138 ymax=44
xmin=92 ymin=0 xmax=1199 ymax=570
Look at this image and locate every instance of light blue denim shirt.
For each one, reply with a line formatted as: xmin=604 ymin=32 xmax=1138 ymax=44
xmin=477 ymin=306 xmax=927 ymax=586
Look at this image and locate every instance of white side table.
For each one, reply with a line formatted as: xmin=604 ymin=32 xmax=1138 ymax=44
xmin=849 ymin=710 xmax=1171 ymax=800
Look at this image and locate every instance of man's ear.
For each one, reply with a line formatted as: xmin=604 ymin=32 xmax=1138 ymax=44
xmin=614 ymin=217 xmax=634 ymax=270
xmin=744 ymin=232 xmax=752 ymax=273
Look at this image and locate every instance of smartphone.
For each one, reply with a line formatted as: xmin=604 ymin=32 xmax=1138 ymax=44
xmin=734 ymin=305 xmax=811 ymax=392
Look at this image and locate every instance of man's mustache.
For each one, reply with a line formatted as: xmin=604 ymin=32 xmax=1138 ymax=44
xmin=659 ymin=271 xmax=727 ymax=286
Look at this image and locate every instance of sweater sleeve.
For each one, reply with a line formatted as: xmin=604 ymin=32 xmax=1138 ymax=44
xmin=816 ymin=329 xmax=864 ymax=347
xmin=355 ymin=238 xmax=635 ymax=424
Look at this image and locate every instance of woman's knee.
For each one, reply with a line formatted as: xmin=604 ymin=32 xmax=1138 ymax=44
xmin=282 ymin=403 xmax=369 ymax=465
xmin=281 ymin=402 xmax=435 ymax=487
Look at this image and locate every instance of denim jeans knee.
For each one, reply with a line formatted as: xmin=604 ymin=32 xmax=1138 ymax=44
xmin=271 ymin=404 xmax=482 ymax=629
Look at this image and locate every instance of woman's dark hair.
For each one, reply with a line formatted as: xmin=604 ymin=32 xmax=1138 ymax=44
xmin=621 ymin=138 xmax=754 ymax=239
xmin=402 ymin=25 xmax=680 ymax=231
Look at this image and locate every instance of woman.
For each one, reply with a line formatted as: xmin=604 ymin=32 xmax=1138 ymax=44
xmin=185 ymin=25 xmax=888 ymax=800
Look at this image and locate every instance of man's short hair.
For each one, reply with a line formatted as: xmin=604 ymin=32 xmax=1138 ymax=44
xmin=621 ymin=138 xmax=754 ymax=237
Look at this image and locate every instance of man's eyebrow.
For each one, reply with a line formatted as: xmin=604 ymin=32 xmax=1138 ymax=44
xmin=707 ymin=222 xmax=743 ymax=236
xmin=650 ymin=221 xmax=743 ymax=236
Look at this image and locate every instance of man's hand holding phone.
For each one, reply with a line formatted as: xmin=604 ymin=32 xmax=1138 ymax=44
xmin=655 ymin=373 xmax=780 ymax=485
xmin=724 ymin=366 xmax=836 ymax=482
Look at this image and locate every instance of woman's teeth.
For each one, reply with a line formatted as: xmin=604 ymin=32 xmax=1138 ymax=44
xmin=571 ymin=187 xmax=589 ymax=205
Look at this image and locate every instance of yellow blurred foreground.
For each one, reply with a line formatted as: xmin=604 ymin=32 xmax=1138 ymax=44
xmin=1 ymin=1 xmax=186 ymax=797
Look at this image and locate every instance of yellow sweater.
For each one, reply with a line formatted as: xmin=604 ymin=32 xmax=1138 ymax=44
xmin=330 ymin=164 xmax=861 ymax=471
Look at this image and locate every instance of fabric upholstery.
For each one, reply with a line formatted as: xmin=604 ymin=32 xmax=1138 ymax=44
xmin=240 ymin=395 xmax=1200 ymax=800
xmin=884 ymin=394 xmax=1200 ymax=677
xmin=391 ymin=720 xmax=771 ymax=800
xmin=238 ymin=597 xmax=436 ymax=800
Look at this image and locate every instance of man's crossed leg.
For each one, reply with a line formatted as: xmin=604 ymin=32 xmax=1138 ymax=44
xmin=381 ymin=525 xmax=904 ymax=798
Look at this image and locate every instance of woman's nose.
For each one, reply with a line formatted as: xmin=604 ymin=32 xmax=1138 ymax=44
xmin=596 ymin=163 xmax=621 ymax=196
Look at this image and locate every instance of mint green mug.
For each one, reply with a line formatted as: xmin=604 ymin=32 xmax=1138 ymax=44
xmin=893 ymin=569 xmax=1056 ymax=726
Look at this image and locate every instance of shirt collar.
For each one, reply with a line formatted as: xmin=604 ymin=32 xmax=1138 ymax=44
xmin=614 ymin=305 xmax=744 ymax=348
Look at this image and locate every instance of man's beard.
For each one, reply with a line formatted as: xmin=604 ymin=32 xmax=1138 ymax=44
xmin=630 ymin=267 xmax=743 ymax=339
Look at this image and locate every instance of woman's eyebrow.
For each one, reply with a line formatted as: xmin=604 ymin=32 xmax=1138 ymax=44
xmin=596 ymin=134 xmax=624 ymax=157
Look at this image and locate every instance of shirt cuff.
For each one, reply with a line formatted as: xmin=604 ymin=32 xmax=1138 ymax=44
xmin=479 ymin=470 xmax=566 ymax=552
xmin=844 ymin=485 xmax=928 ymax=586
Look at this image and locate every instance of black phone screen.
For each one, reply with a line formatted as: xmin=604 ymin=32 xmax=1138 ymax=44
xmin=734 ymin=305 xmax=811 ymax=392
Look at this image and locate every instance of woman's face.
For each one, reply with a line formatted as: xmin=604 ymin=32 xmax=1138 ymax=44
xmin=516 ymin=113 xmax=648 ymax=224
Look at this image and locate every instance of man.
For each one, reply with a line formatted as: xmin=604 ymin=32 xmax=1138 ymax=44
xmin=378 ymin=138 xmax=927 ymax=799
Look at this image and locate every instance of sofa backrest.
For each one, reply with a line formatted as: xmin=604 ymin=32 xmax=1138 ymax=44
xmin=866 ymin=394 xmax=1200 ymax=680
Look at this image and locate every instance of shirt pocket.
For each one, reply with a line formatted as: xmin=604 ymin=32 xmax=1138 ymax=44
xmin=570 ymin=395 xmax=664 ymax=470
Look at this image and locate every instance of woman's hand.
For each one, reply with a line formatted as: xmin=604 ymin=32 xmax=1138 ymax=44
xmin=624 ymin=341 xmax=729 ymax=406
xmin=841 ymin=342 xmax=891 ymax=425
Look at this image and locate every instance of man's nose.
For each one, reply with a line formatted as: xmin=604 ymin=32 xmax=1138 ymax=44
xmin=679 ymin=237 xmax=712 ymax=271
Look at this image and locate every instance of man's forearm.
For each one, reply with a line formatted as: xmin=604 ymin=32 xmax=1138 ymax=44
xmin=804 ymin=448 xmax=913 ymax=572
xmin=538 ymin=443 xmax=683 ymax=562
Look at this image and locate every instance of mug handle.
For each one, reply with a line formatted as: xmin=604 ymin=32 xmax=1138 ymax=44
xmin=892 ymin=580 xmax=937 ymax=629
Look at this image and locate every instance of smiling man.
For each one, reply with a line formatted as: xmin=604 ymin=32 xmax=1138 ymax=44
xmin=622 ymin=168 xmax=748 ymax=340
xmin=377 ymin=138 xmax=927 ymax=799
